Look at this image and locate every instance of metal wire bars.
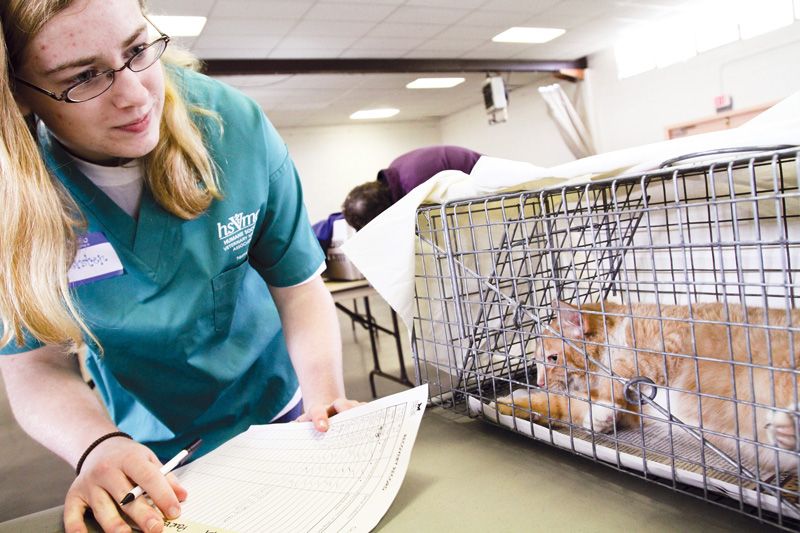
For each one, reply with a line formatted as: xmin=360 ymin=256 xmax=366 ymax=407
xmin=412 ymin=146 xmax=800 ymax=530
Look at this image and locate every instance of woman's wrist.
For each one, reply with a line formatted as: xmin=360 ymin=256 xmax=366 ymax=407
xmin=75 ymin=431 xmax=132 ymax=475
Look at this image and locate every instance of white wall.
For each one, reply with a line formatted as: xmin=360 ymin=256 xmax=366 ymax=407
xmin=439 ymin=79 xmax=578 ymax=167
xmin=279 ymin=121 xmax=440 ymax=223
xmin=587 ymin=22 xmax=800 ymax=153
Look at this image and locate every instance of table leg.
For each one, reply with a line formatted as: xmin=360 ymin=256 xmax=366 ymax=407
xmin=363 ymin=296 xmax=380 ymax=398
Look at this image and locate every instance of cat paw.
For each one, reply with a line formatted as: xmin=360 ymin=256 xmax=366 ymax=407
xmin=495 ymin=390 xmax=542 ymax=421
xmin=495 ymin=397 xmax=514 ymax=417
xmin=584 ymin=404 xmax=616 ymax=433
xmin=495 ymin=392 xmax=517 ymax=416
xmin=767 ymin=405 xmax=799 ymax=451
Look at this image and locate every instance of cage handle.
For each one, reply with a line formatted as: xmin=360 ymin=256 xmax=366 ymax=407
xmin=658 ymin=145 xmax=796 ymax=169
xmin=623 ymin=376 xmax=658 ymax=403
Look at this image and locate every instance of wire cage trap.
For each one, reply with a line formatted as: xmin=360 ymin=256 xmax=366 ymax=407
xmin=412 ymin=146 xmax=800 ymax=530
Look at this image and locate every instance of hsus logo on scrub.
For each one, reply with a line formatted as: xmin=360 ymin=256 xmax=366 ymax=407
xmin=217 ymin=210 xmax=259 ymax=253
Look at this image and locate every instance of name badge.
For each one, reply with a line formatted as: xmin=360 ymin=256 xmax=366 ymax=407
xmin=68 ymin=231 xmax=125 ymax=288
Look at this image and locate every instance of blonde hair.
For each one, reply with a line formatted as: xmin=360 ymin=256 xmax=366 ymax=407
xmin=146 ymin=47 xmax=222 ymax=219
xmin=0 ymin=0 xmax=221 ymax=349
xmin=0 ymin=27 xmax=87 ymax=349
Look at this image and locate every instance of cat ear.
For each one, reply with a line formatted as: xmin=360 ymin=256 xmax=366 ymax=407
xmin=552 ymin=300 xmax=586 ymax=338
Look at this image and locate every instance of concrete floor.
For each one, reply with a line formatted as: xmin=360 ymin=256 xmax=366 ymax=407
xmin=0 ymin=296 xmax=787 ymax=531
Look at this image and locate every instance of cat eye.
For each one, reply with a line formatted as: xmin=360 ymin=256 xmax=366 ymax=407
xmin=546 ymin=354 xmax=558 ymax=363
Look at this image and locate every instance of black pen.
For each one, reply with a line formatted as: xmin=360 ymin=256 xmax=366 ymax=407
xmin=120 ymin=438 xmax=202 ymax=505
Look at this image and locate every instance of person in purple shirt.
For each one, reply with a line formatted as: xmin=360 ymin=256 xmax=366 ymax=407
xmin=342 ymin=145 xmax=482 ymax=230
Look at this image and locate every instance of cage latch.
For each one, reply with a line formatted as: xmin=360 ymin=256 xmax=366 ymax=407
xmin=623 ymin=376 xmax=658 ymax=404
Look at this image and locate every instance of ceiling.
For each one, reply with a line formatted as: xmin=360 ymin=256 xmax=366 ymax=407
xmin=147 ymin=0 xmax=690 ymax=128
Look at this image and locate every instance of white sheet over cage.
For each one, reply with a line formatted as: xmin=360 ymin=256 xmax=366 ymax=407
xmin=342 ymin=92 xmax=800 ymax=332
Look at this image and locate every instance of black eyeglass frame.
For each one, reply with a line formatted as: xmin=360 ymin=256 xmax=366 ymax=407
xmin=14 ymin=16 xmax=170 ymax=104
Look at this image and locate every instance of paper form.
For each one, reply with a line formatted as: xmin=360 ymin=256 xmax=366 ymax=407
xmin=165 ymin=384 xmax=428 ymax=533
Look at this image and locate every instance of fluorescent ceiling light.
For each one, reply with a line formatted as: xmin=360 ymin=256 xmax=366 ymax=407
xmin=350 ymin=108 xmax=400 ymax=120
xmin=492 ymin=26 xmax=565 ymax=44
xmin=406 ymin=77 xmax=465 ymax=89
xmin=149 ymin=15 xmax=207 ymax=37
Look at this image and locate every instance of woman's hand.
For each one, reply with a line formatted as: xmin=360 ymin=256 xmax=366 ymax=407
xmin=270 ymin=278 xmax=363 ymax=433
xmin=63 ymin=437 xmax=187 ymax=533
xmin=296 ymin=398 xmax=364 ymax=432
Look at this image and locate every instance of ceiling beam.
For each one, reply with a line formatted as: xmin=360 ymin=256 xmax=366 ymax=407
xmin=201 ymin=57 xmax=588 ymax=76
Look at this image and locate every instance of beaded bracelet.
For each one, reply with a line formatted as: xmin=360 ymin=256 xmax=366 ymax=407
xmin=75 ymin=431 xmax=132 ymax=476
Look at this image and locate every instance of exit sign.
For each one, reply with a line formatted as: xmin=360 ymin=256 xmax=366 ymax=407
xmin=714 ymin=94 xmax=733 ymax=112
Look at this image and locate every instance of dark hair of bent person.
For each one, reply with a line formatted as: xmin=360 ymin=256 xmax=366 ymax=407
xmin=342 ymin=181 xmax=393 ymax=230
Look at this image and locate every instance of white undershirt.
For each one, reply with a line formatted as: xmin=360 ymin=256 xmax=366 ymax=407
xmin=67 ymin=154 xmax=145 ymax=219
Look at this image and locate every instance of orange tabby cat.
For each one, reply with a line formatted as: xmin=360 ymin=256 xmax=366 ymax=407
xmin=497 ymin=300 xmax=800 ymax=472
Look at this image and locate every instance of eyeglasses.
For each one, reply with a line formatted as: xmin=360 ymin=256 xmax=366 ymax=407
xmin=14 ymin=31 xmax=170 ymax=104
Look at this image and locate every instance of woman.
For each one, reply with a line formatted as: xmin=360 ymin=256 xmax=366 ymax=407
xmin=0 ymin=1 xmax=359 ymax=532
xmin=342 ymin=145 xmax=482 ymax=230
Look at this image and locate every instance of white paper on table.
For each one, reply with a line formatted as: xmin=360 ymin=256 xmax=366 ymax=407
xmin=165 ymin=384 xmax=429 ymax=533
xmin=341 ymin=91 xmax=800 ymax=333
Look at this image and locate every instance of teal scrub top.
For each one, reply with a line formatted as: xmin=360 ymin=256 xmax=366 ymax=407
xmin=0 ymin=67 xmax=325 ymax=460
